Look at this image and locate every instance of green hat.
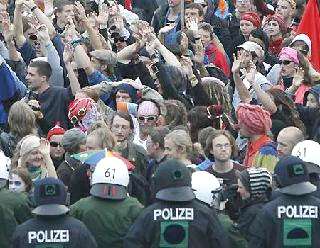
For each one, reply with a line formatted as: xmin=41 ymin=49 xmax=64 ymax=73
xmin=154 ymin=159 xmax=195 ymax=202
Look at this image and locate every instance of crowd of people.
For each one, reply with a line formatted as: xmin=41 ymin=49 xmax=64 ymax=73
xmin=0 ymin=0 xmax=320 ymax=247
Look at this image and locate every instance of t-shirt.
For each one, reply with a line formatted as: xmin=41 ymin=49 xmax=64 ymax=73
xmin=206 ymin=162 xmax=245 ymax=185
xmin=37 ymin=86 xmax=72 ymax=131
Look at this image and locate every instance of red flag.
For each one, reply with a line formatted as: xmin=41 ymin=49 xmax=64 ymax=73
xmin=297 ymin=0 xmax=320 ymax=71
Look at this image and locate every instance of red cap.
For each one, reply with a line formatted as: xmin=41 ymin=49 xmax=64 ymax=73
xmin=47 ymin=123 xmax=66 ymax=141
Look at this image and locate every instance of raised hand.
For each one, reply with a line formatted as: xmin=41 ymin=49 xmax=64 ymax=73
xmin=186 ymin=18 xmax=199 ymax=37
xmin=63 ymin=44 xmax=74 ymax=64
xmin=232 ymin=54 xmax=242 ymax=74
xmin=37 ymin=24 xmax=51 ymax=44
xmin=97 ymin=3 xmax=109 ymax=26
xmin=292 ymin=67 xmax=304 ymax=88
xmin=74 ymin=1 xmax=86 ymax=21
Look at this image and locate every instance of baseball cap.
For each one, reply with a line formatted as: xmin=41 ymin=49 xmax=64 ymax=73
xmin=32 ymin=178 xmax=69 ymax=216
xmin=274 ymin=155 xmax=316 ymax=195
xmin=90 ymin=157 xmax=130 ymax=200
xmin=238 ymin=41 xmax=265 ymax=58
xmin=154 ymin=159 xmax=195 ymax=202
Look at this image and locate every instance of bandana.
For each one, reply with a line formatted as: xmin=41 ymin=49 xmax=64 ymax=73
xmin=279 ymin=47 xmax=299 ymax=64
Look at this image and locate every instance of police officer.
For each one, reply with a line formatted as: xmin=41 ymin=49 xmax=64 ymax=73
xmin=12 ymin=177 xmax=97 ymax=248
xmin=248 ymin=155 xmax=320 ymax=247
xmin=70 ymin=156 xmax=144 ymax=248
xmin=192 ymin=171 xmax=248 ymax=248
xmin=124 ymin=159 xmax=230 ymax=247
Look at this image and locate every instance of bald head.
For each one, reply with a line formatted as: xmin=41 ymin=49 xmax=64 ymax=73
xmin=277 ymin=127 xmax=304 ymax=157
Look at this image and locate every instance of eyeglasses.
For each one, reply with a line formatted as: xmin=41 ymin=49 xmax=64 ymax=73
xmin=50 ymin=142 xmax=62 ymax=147
xmin=70 ymin=107 xmax=87 ymax=125
xmin=281 ymin=60 xmax=293 ymax=65
xmin=214 ymin=144 xmax=231 ymax=149
xmin=138 ymin=115 xmax=158 ymax=122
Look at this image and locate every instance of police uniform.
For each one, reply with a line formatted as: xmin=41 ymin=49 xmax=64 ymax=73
xmin=124 ymin=159 xmax=230 ymax=248
xmin=0 ymin=204 xmax=17 ymax=248
xmin=248 ymin=156 xmax=320 ymax=248
xmin=11 ymin=177 xmax=97 ymax=248
xmin=70 ymin=156 xmax=144 ymax=248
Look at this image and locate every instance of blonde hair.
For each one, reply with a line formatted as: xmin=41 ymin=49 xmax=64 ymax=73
xmin=165 ymin=130 xmax=193 ymax=155
xmin=8 ymin=101 xmax=36 ymax=138
xmin=87 ymin=126 xmax=116 ymax=151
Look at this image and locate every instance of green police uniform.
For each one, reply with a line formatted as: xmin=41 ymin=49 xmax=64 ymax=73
xmin=70 ymin=196 xmax=143 ymax=248
xmin=0 ymin=204 xmax=17 ymax=248
xmin=0 ymin=189 xmax=32 ymax=224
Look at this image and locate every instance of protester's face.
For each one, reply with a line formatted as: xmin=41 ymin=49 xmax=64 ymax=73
xmin=291 ymin=41 xmax=309 ymax=56
xmin=276 ymin=0 xmax=294 ymax=20
xmin=116 ymin=91 xmax=131 ymax=103
xmin=85 ymin=134 xmax=102 ymax=151
xmin=185 ymin=8 xmax=201 ymax=21
xmin=237 ymin=178 xmax=250 ymax=200
xmin=211 ymin=135 xmax=232 ymax=162
xmin=146 ymin=136 xmax=157 ymax=158
xmin=49 ymin=135 xmax=65 ymax=160
xmin=306 ymin=94 xmax=319 ymax=108
xmin=137 ymin=103 xmax=159 ymax=130
xmin=237 ymin=49 xmax=252 ymax=68
xmin=168 ymin=0 xmax=181 ymax=7
xmin=164 ymin=137 xmax=180 ymax=159
xmin=26 ymin=149 xmax=44 ymax=168
xmin=57 ymin=4 xmax=74 ymax=23
xmin=26 ymin=66 xmax=45 ymax=91
xmin=240 ymin=20 xmax=255 ymax=36
xmin=9 ymin=174 xmax=26 ymax=193
xmin=280 ymin=59 xmax=296 ymax=77
xmin=199 ymin=28 xmax=211 ymax=47
xmin=111 ymin=115 xmax=132 ymax=143
xmin=236 ymin=0 xmax=253 ymax=13
xmin=265 ymin=20 xmax=281 ymax=37
xmin=277 ymin=131 xmax=294 ymax=156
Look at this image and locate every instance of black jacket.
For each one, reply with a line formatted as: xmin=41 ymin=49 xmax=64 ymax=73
xmin=12 ymin=215 xmax=97 ymax=248
xmin=248 ymin=194 xmax=320 ymax=248
xmin=124 ymin=199 xmax=230 ymax=247
xmin=57 ymin=153 xmax=82 ymax=190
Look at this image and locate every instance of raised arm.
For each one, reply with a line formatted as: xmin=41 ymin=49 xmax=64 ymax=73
xmin=247 ymin=64 xmax=277 ymax=114
xmin=232 ymin=54 xmax=251 ymax=103
xmin=25 ymin=0 xmax=56 ymax=38
xmin=63 ymin=44 xmax=81 ymax=95
xmin=13 ymin=0 xmax=26 ymax=48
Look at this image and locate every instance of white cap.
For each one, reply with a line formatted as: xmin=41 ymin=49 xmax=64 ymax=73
xmin=91 ymin=157 xmax=130 ymax=186
xmin=292 ymin=140 xmax=320 ymax=166
xmin=192 ymin=171 xmax=221 ymax=206
xmin=238 ymin=41 xmax=265 ymax=58
xmin=291 ymin=34 xmax=312 ymax=55
xmin=0 ymin=151 xmax=10 ymax=180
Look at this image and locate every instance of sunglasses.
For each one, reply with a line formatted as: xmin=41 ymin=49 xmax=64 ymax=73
xmin=50 ymin=141 xmax=62 ymax=147
xmin=70 ymin=107 xmax=87 ymax=125
xmin=281 ymin=60 xmax=293 ymax=65
xmin=138 ymin=115 xmax=158 ymax=122
xmin=114 ymin=37 xmax=126 ymax=43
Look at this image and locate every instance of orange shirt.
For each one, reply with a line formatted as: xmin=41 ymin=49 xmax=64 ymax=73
xmin=243 ymin=135 xmax=272 ymax=167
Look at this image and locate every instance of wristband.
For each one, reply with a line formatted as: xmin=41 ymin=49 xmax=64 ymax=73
xmin=71 ymin=38 xmax=83 ymax=48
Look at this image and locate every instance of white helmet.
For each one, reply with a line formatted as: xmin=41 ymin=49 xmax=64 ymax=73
xmin=90 ymin=157 xmax=130 ymax=199
xmin=292 ymin=140 xmax=320 ymax=166
xmin=0 ymin=151 xmax=10 ymax=180
xmin=192 ymin=171 xmax=221 ymax=207
xmin=91 ymin=157 xmax=129 ymax=186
